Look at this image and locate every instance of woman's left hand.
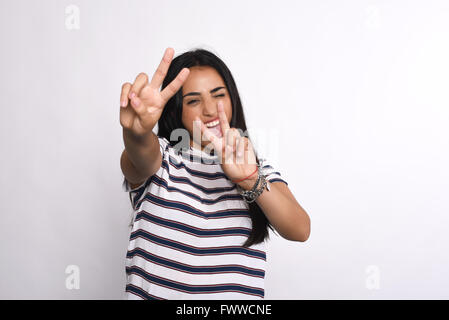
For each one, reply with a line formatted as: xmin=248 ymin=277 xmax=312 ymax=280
xmin=194 ymin=101 xmax=259 ymax=190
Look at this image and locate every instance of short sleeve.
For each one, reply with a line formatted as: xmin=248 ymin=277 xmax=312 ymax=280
xmin=258 ymin=157 xmax=288 ymax=186
xmin=122 ymin=136 xmax=170 ymax=210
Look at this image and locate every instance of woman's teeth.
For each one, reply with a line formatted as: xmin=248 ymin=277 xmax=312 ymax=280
xmin=206 ymin=120 xmax=220 ymax=127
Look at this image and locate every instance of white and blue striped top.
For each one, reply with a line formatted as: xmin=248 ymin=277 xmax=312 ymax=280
xmin=122 ymin=136 xmax=288 ymax=300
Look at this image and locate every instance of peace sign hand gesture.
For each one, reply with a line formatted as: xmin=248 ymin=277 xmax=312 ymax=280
xmin=120 ymin=48 xmax=190 ymax=137
xmin=194 ymin=101 xmax=259 ymax=190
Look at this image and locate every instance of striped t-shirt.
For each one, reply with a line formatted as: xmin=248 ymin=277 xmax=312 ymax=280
xmin=122 ymin=136 xmax=288 ymax=300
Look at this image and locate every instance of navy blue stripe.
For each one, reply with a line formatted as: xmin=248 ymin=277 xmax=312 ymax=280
xmin=126 ymin=265 xmax=264 ymax=298
xmin=129 ymin=229 xmax=266 ymax=260
xmin=166 ymin=156 xmax=227 ymax=179
xmin=268 ymin=178 xmax=288 ymax=185
xmin=125 ymin=283 xmax=163 ymax=300
xmin=151 ymin=174 xmax=241 ymax=202
xmin=164 ymin=173 xmax=235 ymax=194
xmin=155 ymin=169 xmax=236 ymax=194
xmin=262 ymin=165 xmax=282 ymax=177
xmin=139 ymin=193 xmax=250 ymax=219
xmin=176 ymin=148 xmax=221 ymax=165
xmin=127 ymin=247 xmax=264 ymax=277
xmin=134 ymin=211 xmax=250 ymax=237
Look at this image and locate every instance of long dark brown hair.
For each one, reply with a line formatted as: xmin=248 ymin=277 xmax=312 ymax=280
xmin=157 ymin=48 xmax=275 ymax=247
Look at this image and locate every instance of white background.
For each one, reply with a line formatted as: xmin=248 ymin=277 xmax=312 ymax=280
xmin=1 ymin=0 xmax=448 ymax=299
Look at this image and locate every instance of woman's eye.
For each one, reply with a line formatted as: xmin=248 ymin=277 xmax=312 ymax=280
xmin=187 ymin=94 xmax=224 ymax=105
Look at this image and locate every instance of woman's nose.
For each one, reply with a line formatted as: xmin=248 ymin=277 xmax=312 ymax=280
xmin=203 ymin=100 xmax=217 ymax=117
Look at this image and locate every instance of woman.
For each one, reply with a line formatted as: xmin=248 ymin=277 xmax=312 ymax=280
xmin=119 ymin=47 xmax=310 ymax=299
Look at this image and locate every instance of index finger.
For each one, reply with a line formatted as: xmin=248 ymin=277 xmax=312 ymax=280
xmin=160 ymin=67 xmax=190 ymax=104
xmin=149 ymin=47 xmax=174 ymax=88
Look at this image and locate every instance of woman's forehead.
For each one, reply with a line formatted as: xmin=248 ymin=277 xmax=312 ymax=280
xmin=183 ymin=66 xmax=225 ymax=91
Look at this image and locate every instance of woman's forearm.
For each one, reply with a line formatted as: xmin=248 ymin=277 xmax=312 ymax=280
xmin=257 ymin=182 xmax=311 ymax=242
xmin=121 ymin=129 xmax=161 ymax=184
xmin=239 ymin=177 xmax=311 ymax=242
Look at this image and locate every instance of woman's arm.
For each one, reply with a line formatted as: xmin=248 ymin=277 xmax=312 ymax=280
xmin=119 ymin=48 xmax=190 ymax=187
xmin=193 ymin=101 xmax=310 ymax=241
xmin=239 ymin=178 xmax=311 ymax=242
xmin=120 ymin=129 xmax=162 ymax=187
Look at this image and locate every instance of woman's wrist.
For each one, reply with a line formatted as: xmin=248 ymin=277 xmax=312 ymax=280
xmin=237 ymin=172 xmax=268 ymax=203
xmin=237 ymin=174 xmax=259 ymax=191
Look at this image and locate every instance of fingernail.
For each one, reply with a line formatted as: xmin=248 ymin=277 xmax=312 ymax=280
xmin=129 ymin=92 xmax=136 ymax=99
xmin=120 ymin=100 xmax=127 ymax=107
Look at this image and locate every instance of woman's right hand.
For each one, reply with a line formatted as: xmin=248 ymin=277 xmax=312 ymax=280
xmin=119 ymin=47 xmax=190 ymax=137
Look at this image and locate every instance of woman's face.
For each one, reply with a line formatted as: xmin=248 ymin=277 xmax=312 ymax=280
xmin=181 ymin=66 xmax=232 ymax=150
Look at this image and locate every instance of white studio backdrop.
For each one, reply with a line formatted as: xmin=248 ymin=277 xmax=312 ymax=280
xmin=0 ymin=0 xmax=448 ymax=299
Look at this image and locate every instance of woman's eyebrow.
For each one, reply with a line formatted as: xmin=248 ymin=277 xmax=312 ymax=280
xmin=182 ymin=86 xmax=225 ymax=98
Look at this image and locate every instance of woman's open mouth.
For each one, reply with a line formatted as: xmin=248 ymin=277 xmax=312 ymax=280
xmin=205 ymin=119 xmax=222 ymax=138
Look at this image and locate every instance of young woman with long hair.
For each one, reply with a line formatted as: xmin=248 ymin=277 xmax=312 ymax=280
xmin=120 ymin=47 xmax=310 ymax=300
